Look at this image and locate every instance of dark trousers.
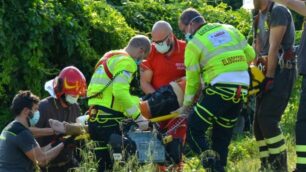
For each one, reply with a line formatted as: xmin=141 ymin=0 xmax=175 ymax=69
xmin=254 ymin=67 xmax=295 ymax=170
xmin=88 ymin=120 xmax=121 ymax=172
xmin=88 ymin=106 xmax=124 ymax=172
xmin=187 ymin=86 xmax=243 ymax=169
xmin=296 ymin=75 xmax=306 ymax=170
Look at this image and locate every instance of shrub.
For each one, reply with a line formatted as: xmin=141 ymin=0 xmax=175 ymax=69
xmin=117 ymin=1 xmax=251 ymax=39
xmin=0 ymin=0 xmax=135 ymax=107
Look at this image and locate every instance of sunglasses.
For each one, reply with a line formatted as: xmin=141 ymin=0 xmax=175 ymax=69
xmin=152 ymin=33 xmax=171 ymax=45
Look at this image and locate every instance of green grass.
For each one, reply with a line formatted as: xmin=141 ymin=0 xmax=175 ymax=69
xmin=0 ymin=77 xmax=300 ymax=172
xmin=73 ymin=82 xmax=301 ymax=172
xmin=74 ymin=75 xmax=301 ymax=172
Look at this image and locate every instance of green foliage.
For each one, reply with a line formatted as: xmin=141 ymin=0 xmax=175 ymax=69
xmin=72 ymin=140 xmax=99 ymax=172
xmin=0 ymin=1 xmax=303 ymax=171
xmin=291 ymin=10 xmax=304 ymax=30
xmin=295 ymin=30 xmax=303 ymax=45
xmin=0 ymin=0 xmax=134 ymax=107
xmin=0 ymin=107 xmax=12 ymax=130
xmin=220 ymin=0 xmax=242 ymax=10
xmin=117 ymin=1 xmax=251 ymax=40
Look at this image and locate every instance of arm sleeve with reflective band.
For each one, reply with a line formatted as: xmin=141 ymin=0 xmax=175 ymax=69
xmin=87 ymin=65 xmax=108 ymax=97
xmin=112 ymin=59 xmax=140 ymax=119
xmin=183 ymin=41 xmax=202 ymax=106
xmin=234 ymin=27 xmax=255 ymax=63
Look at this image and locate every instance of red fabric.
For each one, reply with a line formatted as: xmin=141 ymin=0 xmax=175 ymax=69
xmin=164 ymin=117 xmax=187 ymax=144
xmin=141 ymin=37 xmax=186 ymax=134
xmin=140 ymin=37 xmax=186 ymax=89
xmin=94 ymin=50 xmax=128 ymax=71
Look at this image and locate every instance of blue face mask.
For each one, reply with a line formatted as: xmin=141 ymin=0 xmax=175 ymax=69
xmin=29 ymin=110 xmax=40 ymax=126
xmin=136 ymin=59 xmax=142 ymax=65
xmin=185 ymin=33 xmax=193 ymax=42
xmin=136 ymin=54 xmax=145 ymax=65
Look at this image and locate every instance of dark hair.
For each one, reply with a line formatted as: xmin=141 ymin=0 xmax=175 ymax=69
xmin=180 ymin=8 xmax=205 ymax=25
xmin=10 ymin=90 xmax=40 ymax=117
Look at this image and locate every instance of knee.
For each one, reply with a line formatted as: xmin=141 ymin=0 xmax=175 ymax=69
xmin=256 ymin=114 xmax=275 ymax=129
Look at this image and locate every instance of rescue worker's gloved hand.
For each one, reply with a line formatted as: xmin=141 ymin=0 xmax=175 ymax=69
xmin=65 ymin=123 xmax=85 ymax=136
xmin=260 ymin=77 xmax=274 ymax=94
xmin=174 ymin=105 xmax=192 ymax=117
xmin=135 ymin=114 xmax=149 ymax=131
xmin=49 ymin=119 xmax=66 ymax=134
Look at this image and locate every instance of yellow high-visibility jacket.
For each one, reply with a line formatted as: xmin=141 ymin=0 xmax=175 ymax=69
xmin=184 ymin=23 xmax=255 ymax=106
xmin=87 ymin=50 xmax=140 ymax=119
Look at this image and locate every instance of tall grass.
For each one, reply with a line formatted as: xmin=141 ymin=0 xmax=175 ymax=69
xmin=74 ymin=77 xmax=302 ymax=171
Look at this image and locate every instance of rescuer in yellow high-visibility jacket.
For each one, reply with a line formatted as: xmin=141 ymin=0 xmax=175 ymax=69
xmin=177 ymin=8 xmax=255 ymax=172
xmin=86 ymin=35 xmax=151 ymax=172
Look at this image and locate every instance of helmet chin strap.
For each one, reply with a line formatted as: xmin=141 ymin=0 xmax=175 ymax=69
xmin=59 ymin=94 xmax=69 ymax=108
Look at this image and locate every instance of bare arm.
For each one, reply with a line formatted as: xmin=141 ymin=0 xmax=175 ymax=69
xmin=266 ymin=25 xmax=287 ymax=77
xmin=41 ymin=143 xmax=52 ymax=152
xmin=140 ymin=68 xmax=155 ymax=94
xmin=273 ymin=0 xmax=306 ymax=16
xmin=30 ymin=127 xmax=54 ymax=138
xmin=25 ymin=143 xmax=64 ymax=167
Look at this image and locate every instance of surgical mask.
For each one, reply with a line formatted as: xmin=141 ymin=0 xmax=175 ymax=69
xmin=29 ymin=110 xmax=40 ymax=126
xmin=155 ymin=41 xmax=171 ymax=54
xmin=135 ymin=52 xmax=146 ymax=65
xmin=185 ymin=33 xmax=193 ymax=42
xmin=136 ymin=59 xmax=142 ymax=65
xmin=65 ymin=94 xmax=79 ymax=104
xmin=184 ymin=16 xmax=202 ymax=42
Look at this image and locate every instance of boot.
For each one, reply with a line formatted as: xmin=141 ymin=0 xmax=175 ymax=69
xmin=268 ymin=151 xmax=288 ymax=172
xmin=201 ymin=150 xmax=225 ymax=172
xmin=259 ymin=157 xmax=269 ymax=171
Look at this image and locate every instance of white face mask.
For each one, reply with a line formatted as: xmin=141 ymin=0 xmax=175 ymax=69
xmin=155 ymin=41 xmax=171 ymax=54
xmin=29 ymin=110 xmax=40 ymax=126
xmin=65 ymin=94 xmax=79 ymax=104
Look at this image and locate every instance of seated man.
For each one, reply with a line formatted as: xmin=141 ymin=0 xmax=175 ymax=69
xmin=34 ymin=66 xmax=87 ymax=172
xmin=0 ymin=90 xmax=65 ymax=172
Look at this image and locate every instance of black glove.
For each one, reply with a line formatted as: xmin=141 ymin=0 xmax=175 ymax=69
xmin=51 ymin=139 xmax=61 ymax=148
xmin=50 ymin=134 xmax=65 ymax=147
xmin=61 ymin=136 xmax=76 ymax=148
xmin=260 ymin=77 xmax=274 ymax=94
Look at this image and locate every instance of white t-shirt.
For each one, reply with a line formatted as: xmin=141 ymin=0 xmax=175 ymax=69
xmin=210 ymin=71 xmax=250 ymax=86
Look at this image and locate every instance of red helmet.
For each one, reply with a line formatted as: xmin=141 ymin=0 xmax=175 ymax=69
xmin=53 ymin=66 xmax=87 ymax=98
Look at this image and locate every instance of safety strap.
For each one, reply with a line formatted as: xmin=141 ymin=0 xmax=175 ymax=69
xmin=88 ymin=105 xmax=125 ymax=124
xmin=102 ymin=60 xmax=113 ymax=79
xmin=94 ymin=51 xmax=129 ymax=71
xmin=207 ymin=83 xmax=248 ymax=103
xmin=195 ymin=103 xmax=238 ymax=128
xmin=86 ymin=71 xmax=123 ymax=100
xmin=87 ymin=51 xmax=129 ymax=100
